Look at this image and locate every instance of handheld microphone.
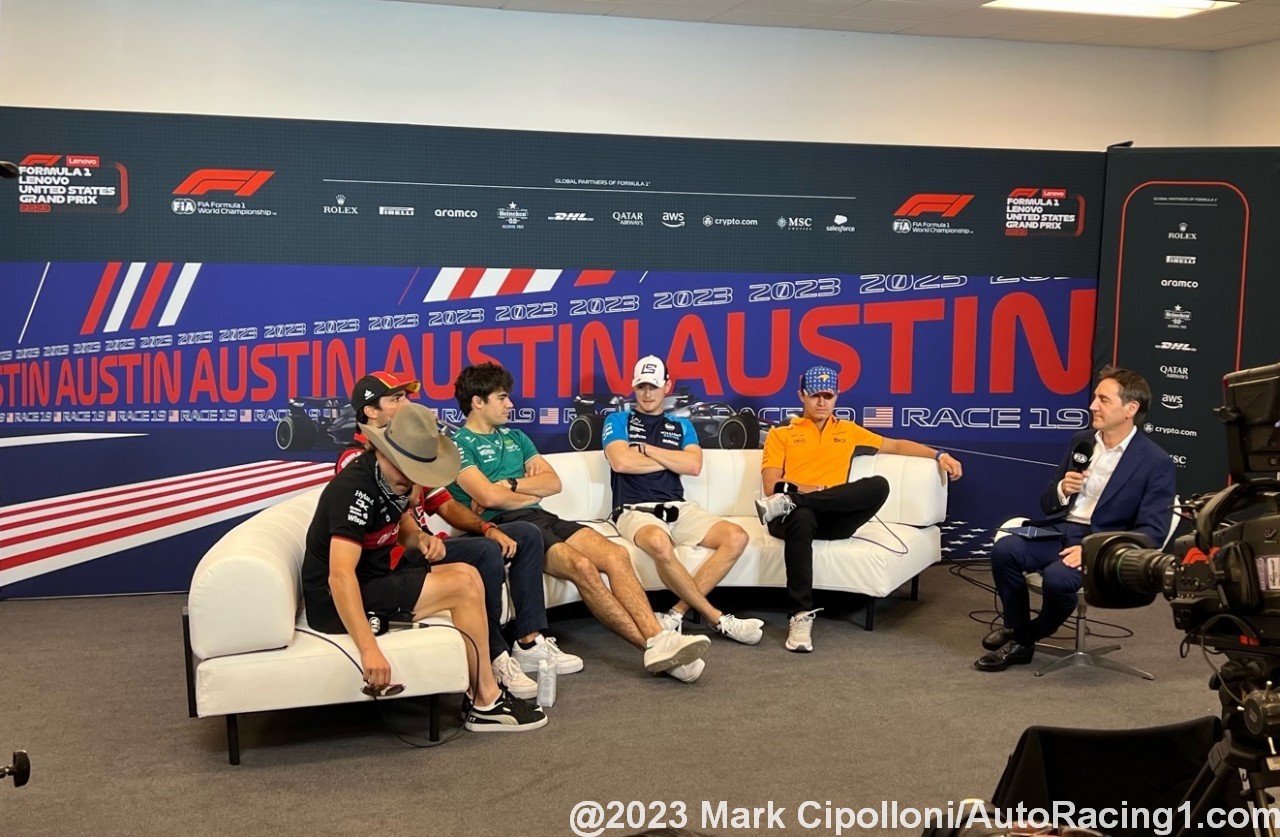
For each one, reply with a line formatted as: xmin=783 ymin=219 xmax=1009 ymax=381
xmin=0 ymin=162 xmax=19 ymax=179
xmin=1069 ymin=438 xmax=1094 ymax=473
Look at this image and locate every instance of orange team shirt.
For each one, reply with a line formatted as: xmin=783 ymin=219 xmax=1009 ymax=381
xmin=761 ymin=416 xmax=884 ymax=488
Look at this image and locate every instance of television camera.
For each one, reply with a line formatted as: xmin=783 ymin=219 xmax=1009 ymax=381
xmin=1080 ymin=361 xmax=1280 ymax=836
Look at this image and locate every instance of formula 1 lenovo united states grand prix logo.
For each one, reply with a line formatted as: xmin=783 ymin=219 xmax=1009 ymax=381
xmin=892 ymin=193 xmax=974 ymax=235
xmin=17 ymin=153 xmax=129 ymax=214
xmin=1005 ymin=187 xmax=1085 ymax=237
xmin=171 ymin=168 xmax=277 ymax=216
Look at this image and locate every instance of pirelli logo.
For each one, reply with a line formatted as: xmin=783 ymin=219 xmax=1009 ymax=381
xmin=173 ymin=169 xmax=275 ymax=197
xmin=894 ymin=193 xmax=974 ymax=218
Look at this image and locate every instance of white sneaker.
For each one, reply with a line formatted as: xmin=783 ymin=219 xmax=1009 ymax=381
xmin=714 ymin=613 xmax=764 ymax=645
xmin=492 ymin=651 xmax=539 ymax=699
xmin=664 ymin=657 xmax=705 ymax=683
xmin=755 ymin=492 xmax=796 ymax=525
xmin=643 ymin=629 xmax=710 ymax=674
xmin=511 ymin=635 xmax=584 ymax=675
xmin=785 ymin=608 xmax=823 ymax=653
xmin=654 ymin=609 xmax=683 ymax=633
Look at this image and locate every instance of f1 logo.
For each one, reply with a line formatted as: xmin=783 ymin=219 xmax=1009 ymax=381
xmin=895 ymin=193 xmax=974 ymax=218
xmin=20 ymin=154 xmax=62 ymax=166
xmin=173 ymin=169 xmax=275 ymax=196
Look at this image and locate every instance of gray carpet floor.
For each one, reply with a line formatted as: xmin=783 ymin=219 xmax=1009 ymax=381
xmin=1 ymin=563 xmax=1226 ymax=837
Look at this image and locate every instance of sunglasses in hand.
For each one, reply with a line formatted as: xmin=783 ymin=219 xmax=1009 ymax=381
xmin=361 ymin=683 xmax=406 ymax=698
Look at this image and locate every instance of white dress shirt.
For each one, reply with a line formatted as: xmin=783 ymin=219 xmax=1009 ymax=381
xmin=1063 ymin=426 xmax=1137 ymax=525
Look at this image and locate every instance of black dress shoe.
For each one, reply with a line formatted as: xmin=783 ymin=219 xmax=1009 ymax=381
xmin=982 ymin=627 xmax=1015 ymax=651
xmin=974 ymin=641 xmax=1034 ymax=672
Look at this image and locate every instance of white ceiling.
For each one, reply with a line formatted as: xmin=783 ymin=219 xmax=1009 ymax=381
xmin=387 ymin=0 xmax=1280 ymax=50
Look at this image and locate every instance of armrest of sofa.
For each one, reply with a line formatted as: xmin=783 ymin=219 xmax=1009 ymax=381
xmin=187 ymin=489 xmax=321 ymax=660
xmin=871 ymin=454 xmax=948 ymax=526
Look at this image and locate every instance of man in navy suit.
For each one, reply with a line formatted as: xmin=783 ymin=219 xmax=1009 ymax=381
xmin=976 ymin=366 xmax=1176 ymax=672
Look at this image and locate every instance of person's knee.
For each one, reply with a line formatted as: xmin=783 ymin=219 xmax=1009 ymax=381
xmin=1040 ymin=563 xmax=1083 ymax=596
xmin=505 ymin=521 xmax=542 ymax=552
xmin=723 ymin=524 xmax=750 ymax=554
xmin=635 ymin=531 xmax=676 ymax=563
xmin=559 ymin=549 xmax=605 ymax=590
xmin=866 ymin=475 xmax=890 ymax=504
xmin=991 ymin=537 xmax=1020 ymax=571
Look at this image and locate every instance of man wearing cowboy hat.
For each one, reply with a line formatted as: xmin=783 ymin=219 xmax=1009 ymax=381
xmin=339 ymin=370 xmax=582 ymax=700
xmin=302 ymin=401 xmax=546 ymax=732
xmin=757 ymin=365 xmax=963 ymax=653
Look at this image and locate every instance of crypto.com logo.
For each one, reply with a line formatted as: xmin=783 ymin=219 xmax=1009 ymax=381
xmin=895 ymin=193 xmax=974 ymax=218
xmin=173 ymin=169 xmax=275 ymax=196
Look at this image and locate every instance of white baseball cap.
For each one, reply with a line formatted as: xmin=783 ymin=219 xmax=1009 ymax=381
xmin=632 ymin=355 xmax=667 ymax=388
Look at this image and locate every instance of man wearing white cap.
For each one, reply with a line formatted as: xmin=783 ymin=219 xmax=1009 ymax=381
xmin=302 ymin=401 xmax=546 ymax=732
xmin=758 ymin=365 xmax=963 ymax=652
xmin=449 ymin=362 xmax=711 ymax=683
xmin=604 ymin=355 xmax=763 ymax=646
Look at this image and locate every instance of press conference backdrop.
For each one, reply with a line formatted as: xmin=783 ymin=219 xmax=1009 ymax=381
xmin=0 ymin=107 xmax=1105 ymax=596
xmin=1095 ymin=147 xmax=1280 ymax=502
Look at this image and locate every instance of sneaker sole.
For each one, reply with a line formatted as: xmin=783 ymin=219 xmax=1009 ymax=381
xmin=503 ymin=682 xmax=539 ymax=700
xmin=665 ymin=660 xmax=705 ymax=683
xmin=516 ymin=657 xmax=586 ymax=676
xmin=784 ymin=641 xmax=813 ymax=653
xmin=753 ymin=500 xmax=769 ymax=526
xmin=645 ymin=634 xmax=710 ymax=674
xmin=718 ymin=624 xmax=765 ymax=645
xmin=464 ymin=715 xmax=549 ymax=733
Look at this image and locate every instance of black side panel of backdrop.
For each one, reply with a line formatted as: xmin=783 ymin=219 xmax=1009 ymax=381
xmin=1096 ymin=147 xmax=1280 ymax=498
xmin=0 ymin=107 xmax=1105 ymax=596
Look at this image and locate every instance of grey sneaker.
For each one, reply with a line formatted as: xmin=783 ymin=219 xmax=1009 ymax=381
xmin=785 ymin=608 xmax=823 ymax=653
xmin=755 ymin=492 xmax=796 ymax=524
xmin=492 ymin=651 xmax=538 ymax=700
xmin=512 ymin=635 xmax=584 ymax=675
xmin=643 ymin=629 xmax=710 ymax=673
xmin=714 ymin=613 xmax=764 ymax=645
xmin=664 ymin=657 xmax=706 ymax=683
xmin=654 ymin=609 xmax=683 ymax=633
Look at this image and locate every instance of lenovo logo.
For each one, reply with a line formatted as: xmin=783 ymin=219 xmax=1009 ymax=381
xmin=895 ymin=194 xmax=974 ymax=218
xmin=173 ymin=169 xmax=275 ymax=196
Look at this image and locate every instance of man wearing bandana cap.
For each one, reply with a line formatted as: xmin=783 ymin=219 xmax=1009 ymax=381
xmin=758 ymin=365 xmax=963 ymax=652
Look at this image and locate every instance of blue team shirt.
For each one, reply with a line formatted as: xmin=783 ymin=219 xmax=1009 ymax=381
xmin=602 ymin=410 xmax=697 ymax=508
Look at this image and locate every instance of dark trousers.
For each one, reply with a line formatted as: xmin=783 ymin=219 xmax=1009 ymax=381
xmin=767 ymin=476 xmax=890 ymax=615
xmin=438 ymin=521 xmax=547 ymax=660
xmin=990 ymin=521 xmax=1090 ymax=646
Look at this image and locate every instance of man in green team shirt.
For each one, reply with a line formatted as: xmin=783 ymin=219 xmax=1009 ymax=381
xmin=448 ymin=362 xmax=711 ymax=683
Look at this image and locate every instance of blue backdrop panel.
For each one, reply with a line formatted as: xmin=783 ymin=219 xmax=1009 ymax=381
xmin=0 ymin=107 xmax=1105 ymax=596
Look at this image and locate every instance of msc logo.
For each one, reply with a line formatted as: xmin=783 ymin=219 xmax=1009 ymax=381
xmin=1161 ymin=393 xmax=1184 ymax=409
xmin=1171 ymin=454 xmax=1188 ymax=467
xmin=1155 ymin=341 xmax=1197 ymax=352
xmin=776 ymin=216 xmax=813 ymax=230
xmin=892 ymin=218 xmax=911 ymax=234
xmin=173 ymin=169 xmax=274 ymax=196
xmin=895 ymin=193 xmax=974 ymax=217
xmin=171 ymin=198 xmax=196 ymax=215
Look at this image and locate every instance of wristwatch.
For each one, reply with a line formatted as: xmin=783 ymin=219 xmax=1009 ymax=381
xmin=481 ymin=521 xmax=498 ymax=534
xmin=507 ymin=477 xmax=518 ymax=492
xmin=935 ymin=450 xmax=947 ymax=461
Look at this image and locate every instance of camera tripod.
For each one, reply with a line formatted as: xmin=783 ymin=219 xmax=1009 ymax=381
xmin=1175 ymin=675 xmax=1280 ymax=837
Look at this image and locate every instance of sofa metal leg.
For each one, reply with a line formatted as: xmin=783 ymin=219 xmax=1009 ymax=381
xmin=429 ymin=695 xmax=441 ymax=742
xmin=226 ymin=715 xmax=241 ymax=766
xmin=182 ymin=607 xmax=197 ymax=719
xmin=864 ymin=600 xmax=875 ymax=632
xmin=910 ymin=576 xmax=920 ymax=602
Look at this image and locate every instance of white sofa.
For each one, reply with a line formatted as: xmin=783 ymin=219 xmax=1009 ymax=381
xmin=533 ymin=449 xmax=948 ymax=627
xmin=183 ymin=489 xmax=469 ymax=765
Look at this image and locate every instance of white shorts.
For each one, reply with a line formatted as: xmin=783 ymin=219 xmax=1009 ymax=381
xmin=615 ymin=500 xmax=721 ymax=548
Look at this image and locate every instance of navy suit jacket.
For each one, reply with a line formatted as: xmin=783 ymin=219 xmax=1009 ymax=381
xmin=1038 ymin=428 xmax=1177 ymax=548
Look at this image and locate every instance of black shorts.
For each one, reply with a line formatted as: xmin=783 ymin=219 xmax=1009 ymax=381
xmin=303 ymin=558 xmax=429 ymax=634
xmin=493 ymin=507 xmax=586 ymax=550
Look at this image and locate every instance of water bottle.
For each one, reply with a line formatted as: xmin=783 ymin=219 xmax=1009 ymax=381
xmin=537 ymin=658 xmax=557 ymax=708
